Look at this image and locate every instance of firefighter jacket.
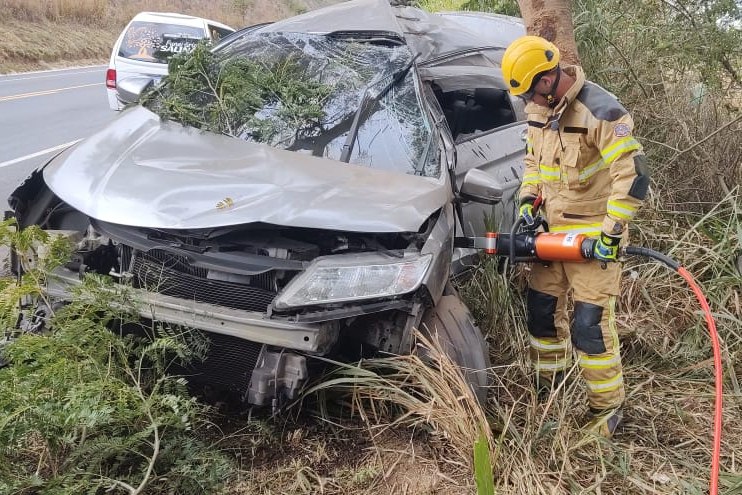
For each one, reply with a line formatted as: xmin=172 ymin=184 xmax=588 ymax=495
xmin=518 ymin=65 xmax=649 ymax=237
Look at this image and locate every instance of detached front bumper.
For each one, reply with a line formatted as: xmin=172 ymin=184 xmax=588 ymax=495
xmin=46 ymin=266 xmax=337 ymax=354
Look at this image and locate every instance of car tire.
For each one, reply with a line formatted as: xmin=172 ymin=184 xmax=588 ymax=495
xmin=419 ymin=286 xmax=492 ymax=404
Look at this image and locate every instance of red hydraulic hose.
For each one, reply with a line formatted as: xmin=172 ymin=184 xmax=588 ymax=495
xmin=485 ymin=231 xmax=723 ymax=491
xmin=678 ymin=266 xmax=722 ymax=495
xmin=625 ymin=247 xmax=722 ymax=495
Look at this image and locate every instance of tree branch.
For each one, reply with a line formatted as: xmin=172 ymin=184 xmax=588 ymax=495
xmin=596 ymin=30 xmax=649 ymax=99
xmin=669 ymin=114 xmax=742 ymax=163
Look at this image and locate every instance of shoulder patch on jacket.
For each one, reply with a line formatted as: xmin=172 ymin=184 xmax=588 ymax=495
xmin=576 ymin=82 xmax=628 ymax=122
xmin=614 ymin=123 xmax=631 ymax=137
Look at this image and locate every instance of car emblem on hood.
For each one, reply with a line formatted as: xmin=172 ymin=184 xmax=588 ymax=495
xmin=216 ymin=197 xmax=234 ymax=210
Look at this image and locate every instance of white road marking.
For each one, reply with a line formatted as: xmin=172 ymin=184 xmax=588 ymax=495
xmin=0 ymin=83 xmax=103 ymax=102
xmin=0 ymin=68 xmax=103 ymax=83
xmin=0 ymin=65 xmax=105 ymax=81
xmin=0 ymin=139 xmax=82 ymax=169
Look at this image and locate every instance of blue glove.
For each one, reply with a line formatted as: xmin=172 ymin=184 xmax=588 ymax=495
xmin=519 ymin=198 xmax=536 ymax=227
xmin=593 ymin=232 xmax=622 ymax=262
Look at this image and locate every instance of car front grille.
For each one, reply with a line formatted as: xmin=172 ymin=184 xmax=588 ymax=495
xmin=122 ymin=246 xmax=276 ymax=313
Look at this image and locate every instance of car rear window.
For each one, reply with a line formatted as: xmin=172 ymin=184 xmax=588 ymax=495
xmin=118 ymin=21 xmax=206 ymax=63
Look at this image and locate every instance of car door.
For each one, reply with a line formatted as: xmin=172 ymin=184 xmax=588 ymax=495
xmin=420 ymin=56 xmax=527 ymax=238
xmin=454 ymin=113 xmax=527 ymax=237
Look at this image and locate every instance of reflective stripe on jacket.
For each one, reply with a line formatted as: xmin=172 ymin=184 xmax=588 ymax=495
xmin=518 ymin=66 xmax=649 ymax=236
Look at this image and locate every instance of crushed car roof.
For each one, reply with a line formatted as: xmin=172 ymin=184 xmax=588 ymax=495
xmin=259 ymin=0 xmax=521 ymax=62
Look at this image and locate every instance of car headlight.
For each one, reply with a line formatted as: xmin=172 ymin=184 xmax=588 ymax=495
xmin=273 ymin=252 xmax=432 ymax=309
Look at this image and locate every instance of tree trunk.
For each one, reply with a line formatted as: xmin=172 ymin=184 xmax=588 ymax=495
xmin=516 ymin=0 xmax=580 ymax=66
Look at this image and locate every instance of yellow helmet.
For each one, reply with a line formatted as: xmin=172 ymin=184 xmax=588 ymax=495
xmin=502 ymin=36 xmax=560 ymax=96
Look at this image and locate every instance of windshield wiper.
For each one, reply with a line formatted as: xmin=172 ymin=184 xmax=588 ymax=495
xmin=339 ymin=53 xmax=420 ymax=163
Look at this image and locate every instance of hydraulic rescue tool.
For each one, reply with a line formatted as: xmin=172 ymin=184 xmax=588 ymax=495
xmin=457 ymin=209 xmax=723 ymax=495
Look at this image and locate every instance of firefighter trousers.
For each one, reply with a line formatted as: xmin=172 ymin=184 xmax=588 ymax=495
xmin=526 ymin=260 xmax=625 ymax=411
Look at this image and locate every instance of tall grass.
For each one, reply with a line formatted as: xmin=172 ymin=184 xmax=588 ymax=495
xmin=0 ymin=0 xmax=106 ymax=22
xmin=300 ymin=332 xmax=493 ymax=470
xmin=0 ymin=0 xmax=250 ymax=28
xmin=0 ymin=0 xmax=323 ymax=28
xmin=0 ymin=0 xmax=314 ymax=72
xmin=306 ymin=186 xmax=740 ymax=491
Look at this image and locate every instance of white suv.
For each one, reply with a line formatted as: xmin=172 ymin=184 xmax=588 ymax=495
xmin=106 ymin=12 xmax=235 ymax=110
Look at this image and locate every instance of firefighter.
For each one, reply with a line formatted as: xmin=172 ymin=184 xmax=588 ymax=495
xmin=501 ymin=35 xmax=650 ymax=437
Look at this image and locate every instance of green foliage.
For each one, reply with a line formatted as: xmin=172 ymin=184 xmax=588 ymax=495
xmin=575 ymin=0 xmax=741 ymax=90
xmin=627 ymin=189 xmax=742 ymax=359
xmin=0 ymin=225 xmax=232 ymax=494
xmin=0 ymin=217 xmax=73 ymax=332
xmin=473 ymin=433 xmax=495 ymax=495
xmin=460 ymin=0 xmax=519 ymax=15
xmin=574 ymin=0 xmax=741 ymax=204
xmin=143 ymin=42 xmax=332 ymax=145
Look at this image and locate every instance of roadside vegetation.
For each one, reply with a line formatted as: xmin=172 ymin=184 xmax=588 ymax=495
xmin=0 ymin=0 xmax=740 ymax=494
xmin=0 ymin=0 xmax=329 ymax=73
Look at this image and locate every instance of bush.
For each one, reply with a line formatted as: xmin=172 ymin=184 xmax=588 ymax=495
xmin=0 ymin=221 xmax=232 ymax=494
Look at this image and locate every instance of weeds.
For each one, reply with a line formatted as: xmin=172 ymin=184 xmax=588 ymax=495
xmin=301 ymin=332 xmax=492 ymax=469
xmin=0 ymin=0 xmax=315 ymax=72
xmin=0 ymin=1 xmax=740 ymax=494
xmin=0 ymin=221 xmax=232 ymax=493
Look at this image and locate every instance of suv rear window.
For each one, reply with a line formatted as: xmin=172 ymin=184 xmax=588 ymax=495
xmin=118 ymin=21 xmax=206 ymax=63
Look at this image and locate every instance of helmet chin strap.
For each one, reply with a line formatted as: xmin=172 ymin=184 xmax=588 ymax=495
xmin=541 ymin=66 xmax=562 ymax=108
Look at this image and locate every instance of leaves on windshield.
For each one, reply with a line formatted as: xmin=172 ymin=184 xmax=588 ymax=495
xmin=143 ymin=42 xmax=332 ymax=146
xmin=142 ymin=33 xmax=439 ymax=177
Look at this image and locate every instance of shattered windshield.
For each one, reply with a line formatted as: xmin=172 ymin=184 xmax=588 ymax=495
xmin=143 ymin=32 xmax=439 ymax=177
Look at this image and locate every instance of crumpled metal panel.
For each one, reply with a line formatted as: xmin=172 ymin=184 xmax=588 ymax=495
xmin=260 ymin=0 xmax=403 ymax=37
xmin=43 ymin=107 xmax=449 ymax=232
xmin=435 ymin=12 xmax=525 ymax=50
xmin=256 ymin=0 xmax=517 ymax=63
xmin=394 ymin=6 xmax=494 ymax=62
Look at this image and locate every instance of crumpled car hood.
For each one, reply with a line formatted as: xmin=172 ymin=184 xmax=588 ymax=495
xmin=43 ymin=107 xmax=449 ymax=233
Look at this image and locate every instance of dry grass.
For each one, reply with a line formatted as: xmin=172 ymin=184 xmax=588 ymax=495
xmin=2 ymin=1 xmax=740 ymax=492
xmin=0 ymin=0 xmax=284 ymax=28
xmin=302 ymin=333 xmax=492 ymax=468
xmin=0 ymin=0 xmax=323 ymax=73
xmin=0 ymin=19 xmax=115 ymax=73
xmin=224 ymin=426 xmax=471 ymax=494
xmin=223 ymin=184 xmax=740 ymax=494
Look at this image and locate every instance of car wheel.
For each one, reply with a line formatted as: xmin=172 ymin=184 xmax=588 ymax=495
xmin=419 ymin=286 xmax=492 ymax=404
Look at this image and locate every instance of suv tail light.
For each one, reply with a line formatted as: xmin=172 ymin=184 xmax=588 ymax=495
xmin=106 ymin=69 xmax=116 ymax=89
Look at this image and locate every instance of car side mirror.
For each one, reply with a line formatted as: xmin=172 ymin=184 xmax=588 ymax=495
xmin=116 ymin=76 xmax=155 ymax=105
xmin=459 ymin=169 xmax=509 ymax=205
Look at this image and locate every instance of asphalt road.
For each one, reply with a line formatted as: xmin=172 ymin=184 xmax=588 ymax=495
xmin=0 ymin=65 xmax=116 ymax=273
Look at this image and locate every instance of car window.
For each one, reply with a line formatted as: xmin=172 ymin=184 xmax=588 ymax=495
xmin=118 ymin=21 xmax=206 ymax=63
xmin=208 ymin=24 xmax=234 ymax=41
xmin=433 ymin=84 xmax=517 ymax=142
xmin=145 ymin=33 xmax=439 ymax=178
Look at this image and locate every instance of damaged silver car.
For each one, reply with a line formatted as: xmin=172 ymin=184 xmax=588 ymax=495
xmin=7 ymin=0 xmax=527 ymax=406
